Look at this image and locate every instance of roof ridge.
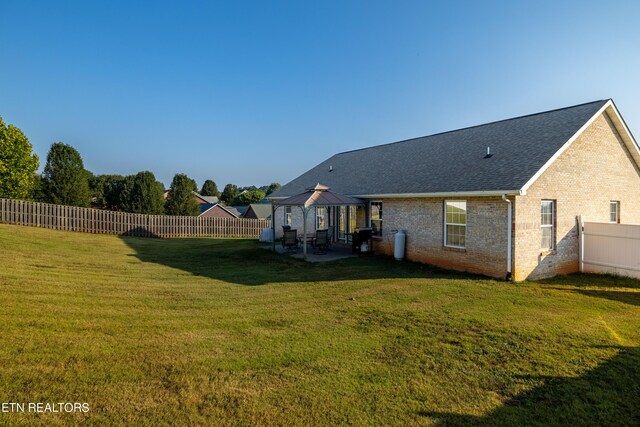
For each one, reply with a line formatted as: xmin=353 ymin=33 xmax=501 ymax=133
xmin=336 ymin=99 xmax=609 ymax=156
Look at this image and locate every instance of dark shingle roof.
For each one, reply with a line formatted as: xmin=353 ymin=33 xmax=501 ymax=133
xmin=198 ymin=203 xmax=216 ymax=214
xmin=270 ymin=100 xmax=609 ymax=198
xmin=230 ymin=206 xmax=249 ymax=216
xmin=245 ymin=203 xmax=273 ymax=220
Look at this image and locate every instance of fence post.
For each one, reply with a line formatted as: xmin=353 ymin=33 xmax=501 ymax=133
xmin=0 ymin=198 xmax=265 ymax=239
xmin=578 ymin=215 xmax=584 ymax=273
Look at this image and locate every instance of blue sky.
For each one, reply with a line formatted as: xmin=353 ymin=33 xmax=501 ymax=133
xmin=2 ymin=1 xmax=640 ymax=189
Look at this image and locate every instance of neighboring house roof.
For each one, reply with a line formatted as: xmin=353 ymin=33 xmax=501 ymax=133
xmin=200 ymin=195 xmax=219 ymax=204
xmin=198 ymin=203 xmax=216 ymax=214
xmin=193 ymin=192 xmax=219 ymax=204
xmin=199 ymin=203 xmax=239 ymax=218
xmin=244 ymin=203 xmax=274 ymax=220
xmin=230 ymin=206 xmax=249 ymax=216
xmin=164 ymin=190 xmax=219 ymax=204
xmin=270 ymin=99 xmax=640 ymax=199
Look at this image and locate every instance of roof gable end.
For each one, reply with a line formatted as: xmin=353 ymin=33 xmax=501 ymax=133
xmin=521 ymin=100 xmax=640 ymax=194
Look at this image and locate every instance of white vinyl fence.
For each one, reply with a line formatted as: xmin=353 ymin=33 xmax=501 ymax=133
xmin=580 ymin=219 xmax=640 ymax=279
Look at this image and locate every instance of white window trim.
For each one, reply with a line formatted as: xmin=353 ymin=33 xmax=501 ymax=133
xmin=609 ymin=201 xmax=620 ymax=224
xmin=541 ymin=200 xmax=555 ymax=251
xmin=284 ymin=206 xmax=292 ymax=226
xmin=316 ymin=206 xmax=327 ymax=230
xmin=444 ymin=200 xmax=467 ymax=249
xmin=369 ymin=201 xmax=383 ymax=235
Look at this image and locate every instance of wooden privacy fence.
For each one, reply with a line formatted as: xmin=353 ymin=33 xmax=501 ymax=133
xmin=579 ymin=219 xmax=640 ymax=279
xmin=0 ymin=198 xmax=271 ymax=238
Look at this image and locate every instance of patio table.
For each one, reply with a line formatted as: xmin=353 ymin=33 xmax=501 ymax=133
xmin=297 ymin=235 xmax=316 ymax=246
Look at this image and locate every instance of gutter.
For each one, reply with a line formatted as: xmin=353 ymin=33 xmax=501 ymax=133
xmin=502 ymin=194 xmax=513 ymax=281
xmin=352 ymin=190 xmax=523 ymax=199
xmin=271 ymin=190 xmax=523 ymax=200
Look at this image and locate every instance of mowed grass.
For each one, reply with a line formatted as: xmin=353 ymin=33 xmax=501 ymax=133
xmin=0 ymin=224 xmax=638 ymax=426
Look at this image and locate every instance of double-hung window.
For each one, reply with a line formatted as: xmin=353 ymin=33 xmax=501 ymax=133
xmin=316 ymin=207 xmax=327 ymax=230
xmin=541 ymin=200 xmax=555 ymax=251
xmin=284 ymin=206 xmax=292 ymax=226
xmin=610 ymin=201 xmax=620 ymax=223
xmin=370 ymin=202 xmax=382 ymax=236
xmin=444 ymin=201 xmax=466 ymax=248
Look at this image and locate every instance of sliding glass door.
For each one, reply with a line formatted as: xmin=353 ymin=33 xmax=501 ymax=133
xmin=337 ymin=206 xmax=357 ymax=242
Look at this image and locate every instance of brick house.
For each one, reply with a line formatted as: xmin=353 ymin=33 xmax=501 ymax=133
xmin=244 ymin=203 xmax=273 ymax=220
xmin=269 ymin=99 xmax=640 ymax=280
xmin=199 ymin=203 xmax=239 ymax=218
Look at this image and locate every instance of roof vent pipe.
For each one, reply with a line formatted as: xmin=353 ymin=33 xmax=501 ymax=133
xmin=329 ymin=165 xmax=333 ymax=172
xmin=485 ymin=147 xmax=493 ymax=158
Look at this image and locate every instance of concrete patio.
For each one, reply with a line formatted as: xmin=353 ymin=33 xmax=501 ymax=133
xmin=268 ymin=243 xmax=359 ymax=262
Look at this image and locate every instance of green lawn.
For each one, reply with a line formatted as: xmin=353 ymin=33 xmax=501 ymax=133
xmin=0 ymin=223 xmax=638 ymax=426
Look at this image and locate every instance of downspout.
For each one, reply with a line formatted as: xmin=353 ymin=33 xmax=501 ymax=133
xmin=502 ymin=194 xmax=513 ymax=281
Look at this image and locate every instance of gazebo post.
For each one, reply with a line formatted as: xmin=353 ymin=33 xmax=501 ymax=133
xmin=270 ymin=185 xmax=364 ymax=260
xmin=302 ymin=206 xmax=308 ymax=259
xmin=271 ymin=203 xmax=276 ymax=253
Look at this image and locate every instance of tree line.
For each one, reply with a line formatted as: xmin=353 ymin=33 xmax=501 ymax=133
xmin=0 ymin=116 xmax=280 ymax=216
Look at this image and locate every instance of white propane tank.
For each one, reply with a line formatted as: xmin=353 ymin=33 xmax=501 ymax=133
xmin=394 ymin=230 xmax=406 ymax=261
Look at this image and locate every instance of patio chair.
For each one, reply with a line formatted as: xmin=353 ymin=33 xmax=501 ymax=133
xmin=282 ymin=229 xmax=299 ymax=252
xmin=313 ymin=229 xmax=329 ymax=254
xmin=327 ymin=226 xmax=335 ymax=249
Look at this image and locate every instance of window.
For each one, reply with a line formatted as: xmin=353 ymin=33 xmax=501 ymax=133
xmin=370 ymin=202 xmax=382 ymax=236
xmin=316 ymin=207 xmax=327 ymax=230
xmin=444 ymin=201 xmax=466 ymax=248
xmin=349 ymin=206 xmax=357 ymax=236
xmin=284 ymin=206 xmax=292 ymax=226
xmin=610 ymin=201 xmax=620 ymax=223
xmin=541 ymin=200 xmax=555 ymax=250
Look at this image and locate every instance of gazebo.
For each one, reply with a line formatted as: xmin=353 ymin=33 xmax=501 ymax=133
xmin=271 ymin=184 xmax=365 ymax=258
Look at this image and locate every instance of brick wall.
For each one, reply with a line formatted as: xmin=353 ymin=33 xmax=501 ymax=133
xmin=513 ymin=111 xmax=640 ymax=280
xmin=374 ymin=197 xmax=510 ymax=279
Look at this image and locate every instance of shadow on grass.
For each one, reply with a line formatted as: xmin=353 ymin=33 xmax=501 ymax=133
xmin=537 ymin=273 xmax=640 ymax=307
xmin=120 ymin=236 xmax=488 ymax=286
xmin=538 ymin=273 xmax=640 ymax=289
xmin=423 ymin=346 xmax=640 ymax=426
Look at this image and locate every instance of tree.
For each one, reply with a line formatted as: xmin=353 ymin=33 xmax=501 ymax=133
xmin=117 ymin=171 xmax=164 ymax=214
xmin=89 ymin=174 xmax=125 ymax=210
xmin=43 ymin=142 xmax=90 ymax=207
xmin=236 ymin=189 xmax=266 ymax=205
xmin=165 ymin=173 xmax=199 ymax=216
xmin=260 ymin=182 xmax=281 ymax=196
xmin=0 ymin=116 xmax=40 ymax=199
xmin=30 ymin=174 xmax=47 ymax=202
xmin=220 ymin=183 xmax=240 ymax=205
xmin=200 ymin=179 xmax=219 ymax=197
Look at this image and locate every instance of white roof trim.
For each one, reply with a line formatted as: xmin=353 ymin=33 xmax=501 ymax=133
xmin=271 ymin=190 xmax=522 ymax=200
xmin=199 ymin=203 xmax=239 ymax=218
xmin=605 ymin=100 xmax=640 ymax=166
xmin=521 ymin=100 xmax=640 ymax=193
xmin=351 ymin=190 xmax=523 ymax=199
